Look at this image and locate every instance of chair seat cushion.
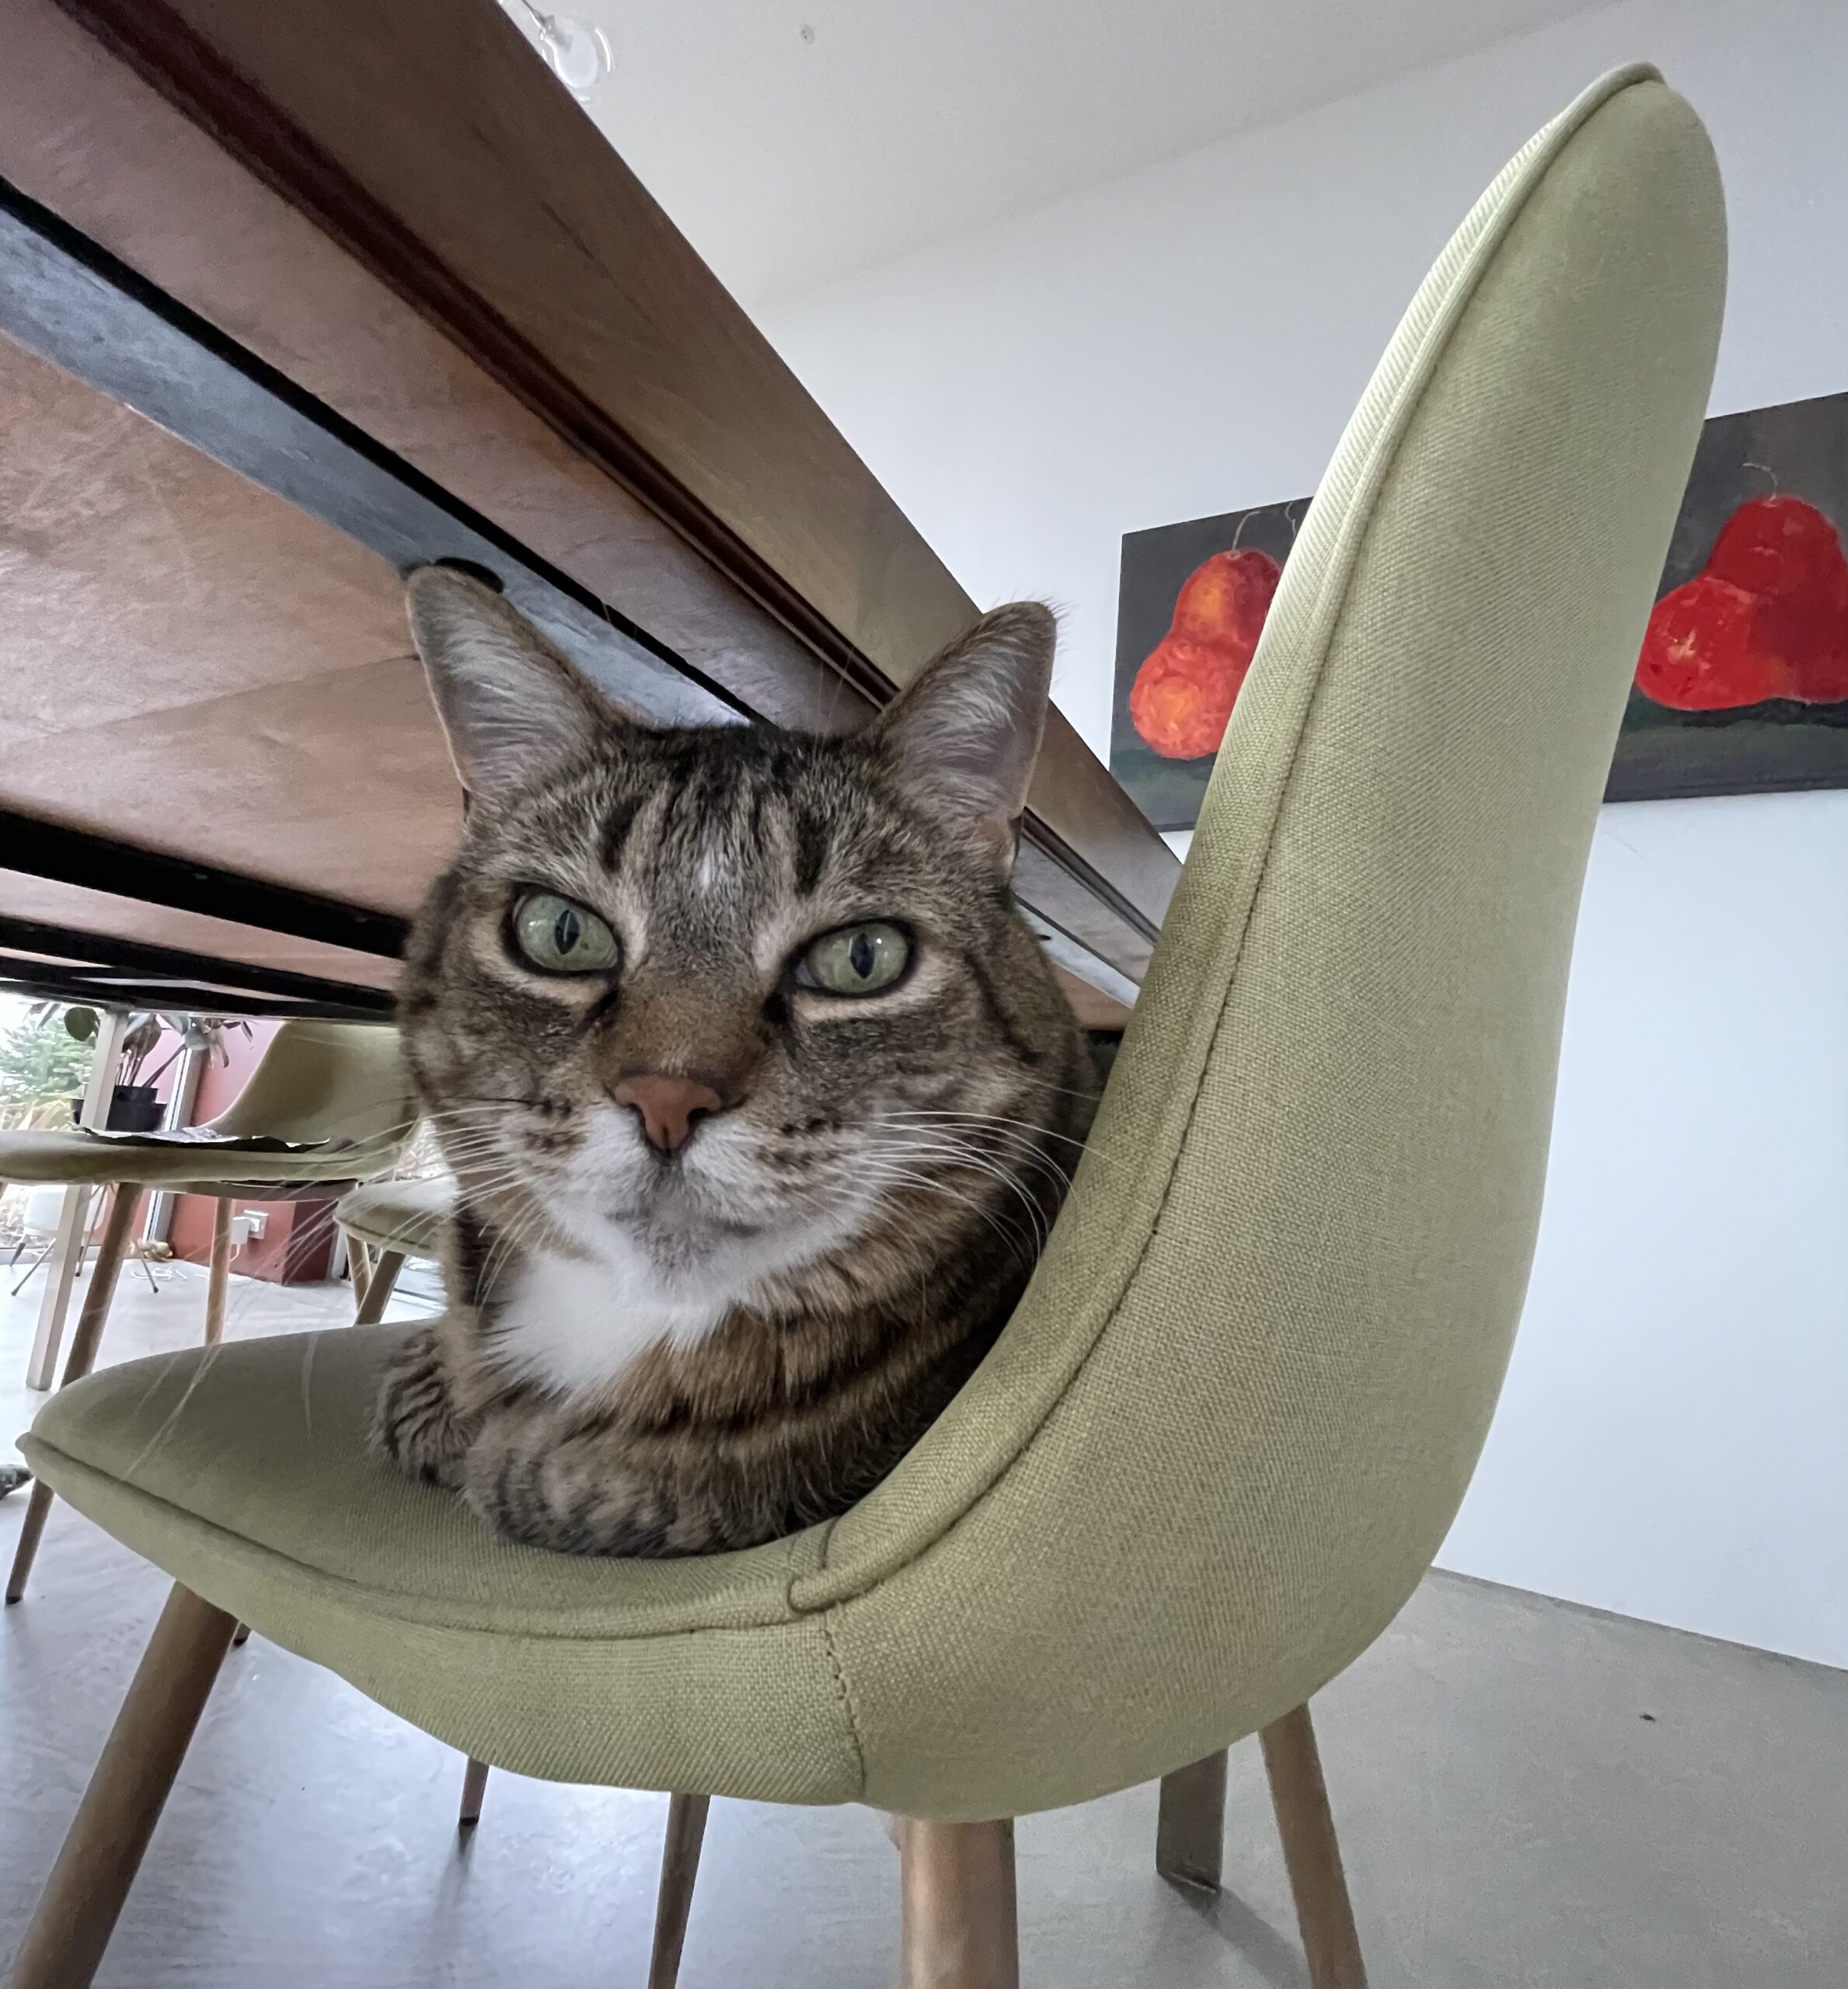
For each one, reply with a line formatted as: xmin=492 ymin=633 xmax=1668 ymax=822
xmin=22 ymin=1330 xmax=860 ymax=1803
xmin=0 ymin=1128 xmax=383 ymax=1190
xmin=336 ymin=1176 xmax=455 ymax=1259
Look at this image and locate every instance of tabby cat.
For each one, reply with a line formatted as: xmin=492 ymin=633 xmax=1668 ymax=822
xmin=372 ymin=566 xmax=1097 ymax=1556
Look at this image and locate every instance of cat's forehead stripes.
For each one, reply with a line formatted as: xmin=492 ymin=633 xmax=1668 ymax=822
xmin=599 ymin=793 xmax=643 ymax=871
xmin=588 ymin=737 xmax=870 ymax=937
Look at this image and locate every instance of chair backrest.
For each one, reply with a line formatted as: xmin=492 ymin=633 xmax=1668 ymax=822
xmin=804 ymin=68 xmax=1727 ymax=1818
xmin=207 ymin=1020 xmax=415 ymax=1174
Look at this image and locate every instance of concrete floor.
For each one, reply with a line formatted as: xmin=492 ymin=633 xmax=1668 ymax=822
xmin=3 ymin=1270 xmax=1845 ymax=1985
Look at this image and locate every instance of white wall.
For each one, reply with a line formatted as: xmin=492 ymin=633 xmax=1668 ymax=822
xmin=1448 ymin=792 xmax=1848 ymax=1667
xmin=763 ymin=0 xmax=1848 ymax=1665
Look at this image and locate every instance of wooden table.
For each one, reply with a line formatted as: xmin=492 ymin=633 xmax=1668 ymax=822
xmin=0 ymin=0 xmax=1177 ymax=1030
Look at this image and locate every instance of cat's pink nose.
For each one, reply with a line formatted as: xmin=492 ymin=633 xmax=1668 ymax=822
xmin=608 ymin=1072 xmax=724 ymax=1155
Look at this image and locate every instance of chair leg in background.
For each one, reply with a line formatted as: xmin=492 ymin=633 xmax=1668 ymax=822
xmin=5 ymin=1583 xmax=237 ymax=1989
xmin=11 ymin=1241 xmax=55 ymax=1298
xmin=1260 ymin=1704 xmax=1368 ymax=1989
xmin=6 ymin=1185 xmax=143 ymax=1604
xmin=352 ymin=1250 xmax=406 ymax=1327
xmin=203 ymin=1200 xmax=232 ymax=1347
xmin=1156 ymin=1747 xmax=1228 ymax=1890
xmin=3 ymin=1483 xmax=54 ymax=1607
xmin=347 ymin=1237 xmax=373 ymax=1315
xmin=898 ymin=1817 xmax=1019 ymax=1989
xmin=646 ymin=1792 xmax=710 ymax=1989
xmin=457 ymin=1757 xmax=491 ymax=1831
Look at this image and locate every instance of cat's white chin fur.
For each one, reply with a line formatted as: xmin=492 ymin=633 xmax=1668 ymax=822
xmin=489 ymin=1188 xmax=872 ymax=1399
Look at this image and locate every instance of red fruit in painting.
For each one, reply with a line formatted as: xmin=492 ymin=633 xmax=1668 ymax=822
xmin=1636 ymin=575 xmax=1790 ymax=709
xmin=1129 ymin=548 xmax=1281 ymax=759
xmin=1129 ymin=637 xmax=1247 ymax=760
xmin=1757 ymin=561 xmax=1848 ymax=703
xmin=1170 ymin=546 xmax=1278 ymax=645
xmin=1707 ymin=494 xmax=1841 ymax=598
xmin=1636 ymin=494 xmax=1848 ymax=711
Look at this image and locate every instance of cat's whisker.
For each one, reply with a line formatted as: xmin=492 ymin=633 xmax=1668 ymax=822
xmin=846 ymin=1165 xmax=1034 ymax=1258
xmin=870 ymin=1134 xmax=1076 ymax=1210
xmin=863 ymin=1134 xmax=1058 ymax=1249
xmin=874 ymin=1108 xmax=1099 ymax=1155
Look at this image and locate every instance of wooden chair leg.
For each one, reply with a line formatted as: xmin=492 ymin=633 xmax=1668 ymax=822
xmin=6 ymin=1185 xmax=143 ymax=1605
xmin=352 ymin=1250 xmax=406 ymax=1328
xmin=6 ymin=1583 xmax=237 ymax=1989
xmin=203 ymin=1199 xmax=232 ymax=1346
xmin=646 ymin=1792 xmax=711 ymax=1989
xmin=457 ymin=1757 xmax=491 ymax=1831
xmin=1156 ymin=1747 xmax=1228 ymax=1890
xmin=5 ymin=1482 xmax=55 ymax=1606
xmin=347 ymin=1236 xmax=373 ymax=1315
xmin=898 ymin=1817 xmax=1019 ymax=1989
xmin=1260 ymin=1704 xmax=1368 ymax=1989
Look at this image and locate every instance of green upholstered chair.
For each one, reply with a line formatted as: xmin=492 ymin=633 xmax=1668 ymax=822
xmin=4 ymin=66 xmax=1724 ymax=1989
xmin=3 ymin=1021 xmax=414 ymax=1604
xmin=334 ymin=1172 xmax=454 ymax=1329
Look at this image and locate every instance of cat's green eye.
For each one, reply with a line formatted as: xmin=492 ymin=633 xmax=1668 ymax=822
xmin=796 ymin=921 xmax=912 ymax=997
xmin=511 ymin=891 xmax=621 ymax=975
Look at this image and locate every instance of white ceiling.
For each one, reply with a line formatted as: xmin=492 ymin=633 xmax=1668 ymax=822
xmin=562 ymin=0 xmax=1602 ymax=307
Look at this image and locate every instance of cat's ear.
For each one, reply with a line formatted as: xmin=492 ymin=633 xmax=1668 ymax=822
xmin=405 ymin=566 xmax=618 ymax=800
xmin=870 ymin=603 xmax=1056 ymax=864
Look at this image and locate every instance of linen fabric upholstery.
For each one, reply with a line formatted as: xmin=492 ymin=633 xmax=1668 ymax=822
xmin=23 ymin=67 xmax=1724 ymax=1820
xmin=336 ymin=1174 xmax=455 ymax=1261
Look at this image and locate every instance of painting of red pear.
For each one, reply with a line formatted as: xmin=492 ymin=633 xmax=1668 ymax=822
xmin=1127 ymin=547 xmax=1281 ymax=760
xmin=1111 ymin=495 xmax=1308 ymax=830
xmin=1110 ymin=390 xmax=1848 ymax=827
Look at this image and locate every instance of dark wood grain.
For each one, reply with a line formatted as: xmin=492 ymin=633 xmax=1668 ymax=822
xmin=0 ymin=0 xmax=1174 ymax=1007
xmin=39 ymin=0 xmax=1180 ymax=946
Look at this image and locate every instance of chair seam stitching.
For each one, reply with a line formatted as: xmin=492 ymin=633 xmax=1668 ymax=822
xmin=821 ymin=1605 xmax=869 ymax=1796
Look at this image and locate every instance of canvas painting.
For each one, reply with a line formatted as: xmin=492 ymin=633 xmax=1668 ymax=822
xmin=1109 ymin=495 xmax=1309 ymax=832
xmin=1109 ymin=388 xmax=1848 ymax=828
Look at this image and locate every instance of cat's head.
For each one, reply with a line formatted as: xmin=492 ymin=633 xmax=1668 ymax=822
xmin=399 ymin=568 xmax=1089 ymax=1346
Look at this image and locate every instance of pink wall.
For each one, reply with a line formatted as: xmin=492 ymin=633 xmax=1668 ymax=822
xmin=167 ymin=1021 xmax=336 ymax=1284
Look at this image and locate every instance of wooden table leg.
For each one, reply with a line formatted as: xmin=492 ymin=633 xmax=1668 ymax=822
xmin=6 ymin=1583 xmax=237 ymax=1989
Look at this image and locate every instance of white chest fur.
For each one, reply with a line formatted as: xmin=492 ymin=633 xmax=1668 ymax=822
xmin=490 ymin=1235 xmax=729 ymax=1397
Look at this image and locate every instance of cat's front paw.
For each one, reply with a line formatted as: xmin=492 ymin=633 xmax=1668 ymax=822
xmin=371 ymin=1326 xmax=473 ymax=1489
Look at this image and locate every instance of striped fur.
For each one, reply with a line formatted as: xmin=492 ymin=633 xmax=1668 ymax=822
xmin=371 ymin=572 xmax=1097 ymax=1556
